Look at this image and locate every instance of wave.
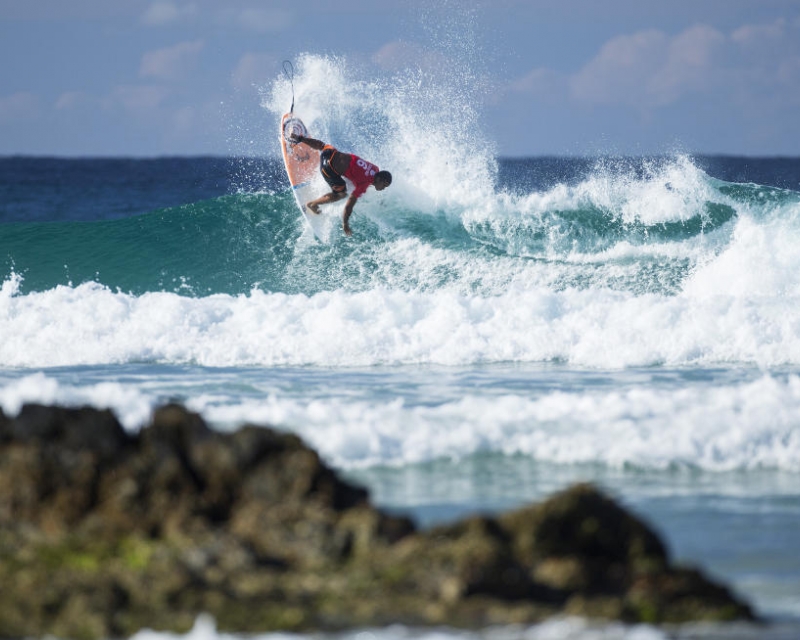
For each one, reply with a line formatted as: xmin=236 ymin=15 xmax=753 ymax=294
xmin=4 ymin=55 xmax=799 ymax=302
xmin=3 ymin=51 xmax=800 ymax=371
xmin=0 ymin=192 xmax=300 ymax=296
xmin=2 ymin=369 xmax=799 ymax=473
xmin=3 ymin=153 xmax=798 ymax=298
xmin=3 ymin=153 xmax=800 ymax=370
xmin=3 ymin=261 xmax=800 ymax=369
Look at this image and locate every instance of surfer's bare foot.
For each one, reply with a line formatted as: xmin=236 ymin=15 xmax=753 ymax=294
xmin=307 ymin=203 xmax=320 ymax=215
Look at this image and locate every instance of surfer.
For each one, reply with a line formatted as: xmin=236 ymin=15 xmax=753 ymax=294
xmin=289 ymin=133 xmax=392 ymax=236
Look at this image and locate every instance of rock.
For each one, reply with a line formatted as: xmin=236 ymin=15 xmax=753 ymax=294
xmin=0 ymin=404 xmax=132 ymax=535
xmin=0 ymin=403 xmax=755 ymax=639
xmin=502 ymin=482 xmax=668 ymax=565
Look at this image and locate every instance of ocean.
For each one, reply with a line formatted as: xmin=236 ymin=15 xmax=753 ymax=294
xmin=2 ymin=56 xmax=800 ymax=640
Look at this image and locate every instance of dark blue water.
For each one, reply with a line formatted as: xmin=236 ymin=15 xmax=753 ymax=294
xmin=3 ymin=155 xmax=799 ymax=224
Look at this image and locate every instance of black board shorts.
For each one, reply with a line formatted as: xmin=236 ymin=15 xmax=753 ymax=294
xmin=320 ymin=148 xmax=347 ymax=193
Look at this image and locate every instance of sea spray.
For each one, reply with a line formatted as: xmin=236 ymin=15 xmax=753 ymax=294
xmin=266 ymin=53 xmax=497 ymax=214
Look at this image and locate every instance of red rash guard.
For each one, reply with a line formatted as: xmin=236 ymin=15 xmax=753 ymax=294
xmin=344 ymin=155 xmax=379 ymax=198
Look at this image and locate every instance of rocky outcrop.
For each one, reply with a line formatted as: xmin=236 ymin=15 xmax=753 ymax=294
xmin=0 ymin=403 xmax=754 ymax=639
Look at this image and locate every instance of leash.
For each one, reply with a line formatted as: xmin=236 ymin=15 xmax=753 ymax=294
xmin=282 ymin=60 xmax=295 ymax=114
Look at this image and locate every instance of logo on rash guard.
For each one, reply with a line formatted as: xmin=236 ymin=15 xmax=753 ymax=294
xmin=356 ymin=158 xmax=376 ymax=177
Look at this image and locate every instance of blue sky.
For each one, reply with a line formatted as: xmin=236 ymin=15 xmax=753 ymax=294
xmin=1 ymin=0 xmax=799 ymax=157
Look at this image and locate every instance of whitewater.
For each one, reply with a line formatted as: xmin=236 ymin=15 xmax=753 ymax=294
xmin=2 ymin=55 xmax=800 ymax=639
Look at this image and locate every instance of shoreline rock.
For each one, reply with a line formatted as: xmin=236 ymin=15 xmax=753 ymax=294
xmin=0 ymin=403 xmax=754 ymax=639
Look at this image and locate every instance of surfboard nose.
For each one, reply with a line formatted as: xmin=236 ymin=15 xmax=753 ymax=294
xmin=283 ymin=118 xmax=308 ymax=144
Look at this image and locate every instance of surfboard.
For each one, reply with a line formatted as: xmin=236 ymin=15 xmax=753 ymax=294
xmin=280 ymin=113 xmax=326 ymax=240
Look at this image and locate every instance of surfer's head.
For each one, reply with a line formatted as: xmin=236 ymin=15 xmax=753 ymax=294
xmin=374 ymin=170 xmax=392 ymax=191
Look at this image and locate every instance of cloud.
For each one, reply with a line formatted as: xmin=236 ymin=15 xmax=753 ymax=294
xmin=513 ymin=18 xmax=798 ymax=111
xmin=730 ymin=18 xmax=800 ymax=78
xmin=231 ymin=53 xmax=280 ymax=90
xmin=731 ymin=17 xmax=786 ymax=46
xmin=141 ymin=2 xmax=197 ymax=26
xmin=647 ymin=25 xmax=725 ymax=106
xmin=225 ymin=8 xmax=293 ymax=33
xmin=142 ymin=4 xmax=292 ymax=33
xmin=0 ymin=92 xmax=40 ymax=121
xmin=777 ymin=55 xmax=800 ymax=98
xmin=109 ymin=85 xmax=169 ymax=112
xmin=139 ymin=40 xmax=204 ymax=80
xmin=729 ymin=17 xmax=800 ymax=106
xmin=56 ymin=91 xmax=92 ymax=111
xmin=509 ymin=67 xmax=568 ymax=102
xmin=171 ymin=105 xmax=196 ymax=133
xmin=570 ymin=29 xmax=669 ymax=107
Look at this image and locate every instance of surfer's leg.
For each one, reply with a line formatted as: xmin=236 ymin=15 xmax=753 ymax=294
xmin=318 ymin=149 xmax=347 ymax=210
xmin=307 ymin=190 xmax=346 ymax=214
xmin=311 ymin=148 xmax=348 ymax=214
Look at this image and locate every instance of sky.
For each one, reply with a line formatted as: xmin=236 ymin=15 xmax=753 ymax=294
xmin=1 ymin=0 xmax=799 ymax=157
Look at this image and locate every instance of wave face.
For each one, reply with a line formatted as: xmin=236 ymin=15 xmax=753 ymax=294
xmin=3 ymin=154 xmax=798 ymax=297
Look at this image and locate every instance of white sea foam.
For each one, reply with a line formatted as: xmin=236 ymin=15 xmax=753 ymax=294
xmin=588 ymin=155 xmax=721 ymax=226
xmin=2 ymin=368 xmax=799 ymax=473
xmin=267 ymin=53 xmax=496 ymax=214
xmin=0 ymin=371 xmax=156 ymax=430
xmin=128 ymin=612 xmax=779 ymax=640
xmin=685 ymin=212 xmax=800 ymax=297
xmin=194 ymin=374 xmax=800 ymax=473
xmin=4 ymin=266 xmax=800 ymax=369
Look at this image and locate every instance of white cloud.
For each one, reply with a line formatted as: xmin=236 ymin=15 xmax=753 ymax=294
xmin=109 ymin=85 xmax=169 ymax=111
xmin=777 ymin=55 xmax=800 ymax=94
xmin=139 ymin=40 xmax=204 ymax=80
xmin=0 ymin=92 xmax=40 ymax=121
xmin=171 ymin=105 xmax=196 ymax=133
xmin=731 ymin=17 xmax=786 ymax=46
xmin=648 ymin=25 xmax=725 ymax=106
xmin=142 ymin=4 xmax=291 ymax=33
xmin=509 ymin=67 xmax=568 ymax=102
xmin=228 ymin=8 xmax=292 ymax=33
xmin=55 ymin=91 xmax=91 ymax=110
xmin=570 ymin=29 xmax=668 ymax=107
xmin=729 ymin=17 xmax=800 ymax=105
xmin=514 ymin=19 xmax=797 ymax=111
xmin=141 ymin=2 xmax=196 ymax=26
xmin=231 ymin=52 xmax=279 ymax=90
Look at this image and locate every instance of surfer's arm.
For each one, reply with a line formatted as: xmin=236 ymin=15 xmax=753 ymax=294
xmin=342 ymin=193 xmax=358 ymax=236
xmin=292 ymin=135 xmax=325 ymax=151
